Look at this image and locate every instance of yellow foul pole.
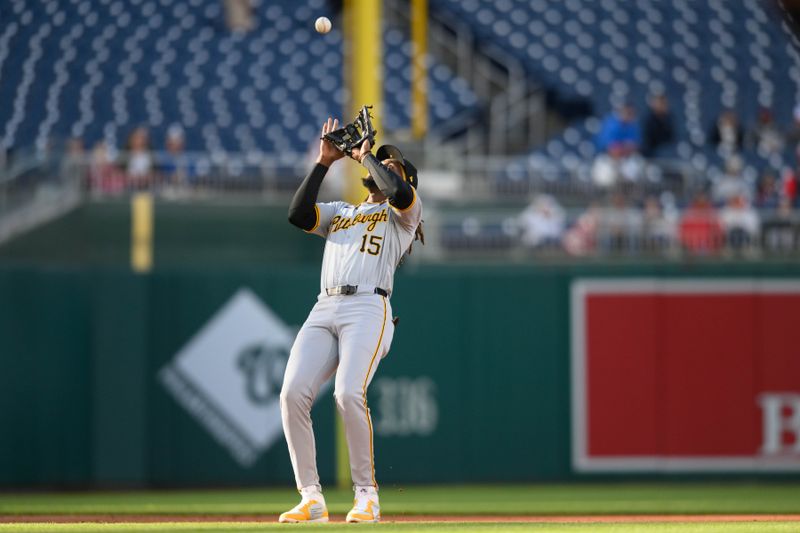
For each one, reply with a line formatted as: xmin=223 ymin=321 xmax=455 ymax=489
xmin=342 ymin=0 xmax=383 ymax=206
xmin=411 ymin=0 xmax=428 ymax=139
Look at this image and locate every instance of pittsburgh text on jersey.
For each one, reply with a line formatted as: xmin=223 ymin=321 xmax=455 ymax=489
xmin=329 ymin=209 xmax=389 ymax=233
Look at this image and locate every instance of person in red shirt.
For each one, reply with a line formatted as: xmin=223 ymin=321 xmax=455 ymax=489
xmin=679 ymin=193 xmax=724 ymax=254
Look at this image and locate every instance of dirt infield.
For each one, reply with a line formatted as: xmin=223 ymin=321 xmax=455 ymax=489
xmin=2 ymin=514 xmax=800 ymax=523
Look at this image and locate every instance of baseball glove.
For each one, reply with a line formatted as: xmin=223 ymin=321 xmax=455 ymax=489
xmin=323 ymin=105 xmax=377 ymax=157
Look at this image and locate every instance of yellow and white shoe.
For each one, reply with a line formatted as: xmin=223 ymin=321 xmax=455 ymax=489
xmin=346 ymin=486 xmax=380 ymax=523
xmin=278 ymin=490 xmax=329 ymax=523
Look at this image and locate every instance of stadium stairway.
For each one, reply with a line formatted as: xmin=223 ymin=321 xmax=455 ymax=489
xmin=430 ymin=0 xmax=800 ymax=187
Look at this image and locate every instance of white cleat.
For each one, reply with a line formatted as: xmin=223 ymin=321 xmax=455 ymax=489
xmin=346 ymin=486 xmax=380 ymax=523
xmin=278 ymin=492 xmax=329 ymax=523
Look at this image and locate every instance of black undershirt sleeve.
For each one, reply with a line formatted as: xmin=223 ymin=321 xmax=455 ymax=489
xmin=288 ymin=162 xmax=328 ymax=231
xmin=362 ymin=154 xmax=414 ymax=210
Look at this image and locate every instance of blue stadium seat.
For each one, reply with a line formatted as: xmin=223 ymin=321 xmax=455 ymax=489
xmin=431 ymin=0 xmax=800 ymax=179
xmin=0 ymin=0 xmax=479 ymax=154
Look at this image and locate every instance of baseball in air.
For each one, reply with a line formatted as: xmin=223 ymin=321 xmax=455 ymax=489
xmin=315 ymin=16 xmax=332 ymax=34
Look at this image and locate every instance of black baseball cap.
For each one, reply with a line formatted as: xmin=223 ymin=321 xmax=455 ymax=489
xmin=376 ymin=144 xmax=418 ymax=189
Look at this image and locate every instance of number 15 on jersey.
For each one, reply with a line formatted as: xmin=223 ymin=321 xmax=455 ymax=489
xmin=360 ymin=234 xmax=383 ymax=255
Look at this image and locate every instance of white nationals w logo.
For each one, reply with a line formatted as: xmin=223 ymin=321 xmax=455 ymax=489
xmin=238 ymin=343 xmax=288 ymax=405
xmin=159 ymin=289 xmax=295 ymax=467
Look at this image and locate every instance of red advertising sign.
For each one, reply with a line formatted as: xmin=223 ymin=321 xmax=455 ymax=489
xmin=571 ymin=280 xmax=800 ymax=472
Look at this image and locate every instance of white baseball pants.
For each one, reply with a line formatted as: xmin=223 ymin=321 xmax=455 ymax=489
xmin=280 ymin=292 xmax=394 ymax=491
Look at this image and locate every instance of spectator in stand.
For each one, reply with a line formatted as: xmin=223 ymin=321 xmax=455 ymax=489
xmin=755 ymin=169 xmax=781 ymax=209
xmin=747 ymin=107 xmax=784 ymax=156
xmin=121 ymin=126 xmax=154 ymax=189
xmin=518 ymin=194 xmax=565 ymax=249
xmin=592 ymin=103 xmax=645 ymax=187
xmin=719 ymin=194 xmax=760 ymax=252
xmin=89 ymin=140 xmax=126 ymax=195
xmin=223 ymin=0 xmax=254 ymax=33
xmin=679 ymin=192 xmax=724 ymax=254
xmin=641 ymin=93 xmax=674 ymax=157
xmin=782 ymin=154 xmax=800 ymax=207
xmin=60 ymin=137 xmax=86 ymax=187
xmin=785 ymin=104 xmax=800 ymax=150
xmin=563 ymin=201 xmax=600 ymax=256
xmin=761 ymin=196 xmax=797 ymax=254
xmin=157 ymin=124 xmax=196 ymax=189
xmin=642 ymin=195 xmax=677 ymax=251
xmin=598 ymin=191 xmax=642 ymax=252
xmin=709 ymin=109 xmax=744 ymax=156
xmin=712 ymin=155 xmax=752 ymax=205
xmin=596 ymin=102 xmax=642 ymax=153
xmin=590 ymin=151 xmax=619 ymax=188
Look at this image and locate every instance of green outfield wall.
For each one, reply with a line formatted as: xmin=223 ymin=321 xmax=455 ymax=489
xmin=2 ymin=261 xmax=800 ymax=488
xmin=0 ymin=201 xmax=321 ymax=266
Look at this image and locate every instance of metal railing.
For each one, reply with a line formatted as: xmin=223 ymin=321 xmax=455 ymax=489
xmin=422 ymin=155 xmax=701 ymax=205
xmin=0 ymin=149 xmax=309 ymax=243
xmin=430 ymin=205 xmax=800 ymax=261
xmin=1 ymin=149 xmax=701 ymax=202
xmin=385 ymin=0 xmax=547 ymax=158
xmin=0 ymin=151 xmax=315 ymax=197
xmin=2 ymin=148 xmax=795 ymax=262
xmin=0 ymin=148 xmax=82 ymax=243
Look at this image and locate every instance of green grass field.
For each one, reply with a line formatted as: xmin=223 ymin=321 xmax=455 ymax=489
xmin=1 ymin=484 xmax=799 ymax=532
xmin=1 ymin=525 xmax=800 ymax=533
xmin=2 ymin=525 xmax=800 ymax=533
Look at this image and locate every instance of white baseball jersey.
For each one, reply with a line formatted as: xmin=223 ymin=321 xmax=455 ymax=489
xmin=306 ymin=188 xmax=422 ymax=294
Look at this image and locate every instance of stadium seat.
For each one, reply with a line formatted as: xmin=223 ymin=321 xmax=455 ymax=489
xmin=430 ymin=0 xmax=800 ymax=182
xmin=0 ymin=0 xmax=479 ymax=155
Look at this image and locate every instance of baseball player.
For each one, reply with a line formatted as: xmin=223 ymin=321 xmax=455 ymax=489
xmin=278 ymin=117 xmax=423 ymax=523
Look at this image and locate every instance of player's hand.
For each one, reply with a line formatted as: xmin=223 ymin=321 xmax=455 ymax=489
xmin=351 ymin=139 xmax=372 ymax=163
xmin=318 ymin=117 xmax=345 ymax=167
